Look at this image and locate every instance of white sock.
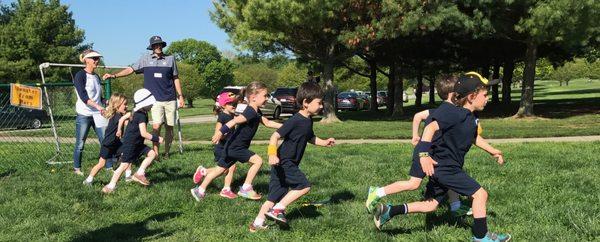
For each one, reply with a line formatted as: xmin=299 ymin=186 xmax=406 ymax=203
xmin=273 ymin=203 xmax=286 ymax=210
xmin=376 ymin=187 xmax=386 ymax=198
xmin=136 ymin=167 xmax=145 ymax=176
xmin=125 ymin=170 xmax=132 ymax=177
xmin=222 ymin=187 xmax=231 ymax=192
xmin=242 ymin=183 xmax=252 ymax=190
xmin=106 ymin=183 xmax=116 ymax=189
xmin=85 ymin=176 xmax=93 ymax=183
xmin=253 ymin=217 xmax=264 ymax=226
xmin=450 ymin=201 xmax=462 ymax=212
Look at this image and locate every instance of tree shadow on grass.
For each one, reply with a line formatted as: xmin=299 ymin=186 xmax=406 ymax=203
xmin=0 ymin=168 xmax=16 ymax=179
xmin=149 ymin=166 xmax=190 ymax=185
xmin=71 ymin=212 xmax=181 ymax=242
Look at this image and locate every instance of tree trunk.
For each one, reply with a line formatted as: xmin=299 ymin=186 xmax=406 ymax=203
xmin=492 ymin=63 xmax=500 ymax=104
xmin=428 ymin=77 xmax=435 ymax=105
xmin=502 ymin=60 xmax=514 ymax=105
xmin=392 ymin=64 xmax=404 ymax=117
xmin=320 ymin=62 xmax=341 ymax=123
xmin=515 ymin=41 xmax=537 ymax=117
xmin=369 ymin=60 xmax=378 ymax=111
xmin=415 ymin=70 xmax=423 ymax=107
xmin=386 ymin=62 xmax=395 ymax=115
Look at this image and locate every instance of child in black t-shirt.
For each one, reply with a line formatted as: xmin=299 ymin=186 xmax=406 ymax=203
xmin=192 ymin=92 xmax=239 ymax=199
xmin=249 ymin=82 xmax=335 ymax=232
xmin=83 ymin=93 xmax=130 ymax=185
xmin=191 ymin=82 xmax=282 ymax=201
xmin=373 ymin=73 xmax=510 ymax=242
xmin=102 ymin=89 xmax=163 ymax=194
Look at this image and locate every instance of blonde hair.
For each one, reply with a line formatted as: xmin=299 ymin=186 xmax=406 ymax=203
xmin=79 ymin=49 xmax=96 ymax=63
xmin=239 ymin=81 xmax=268 ymax=103
xmin=104 ymin=93 xmax=127 ymax=119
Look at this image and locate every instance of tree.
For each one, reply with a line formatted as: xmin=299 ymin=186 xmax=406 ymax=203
xmin=233 ymin=63 xmax=278 ymax=88
xmin=277 ymin=62 xmax=307 ymax=88
xmin=0 ymin=0 xmax=85 ymax=83
xmin=166 ymin=39 xmax=221 ymax=73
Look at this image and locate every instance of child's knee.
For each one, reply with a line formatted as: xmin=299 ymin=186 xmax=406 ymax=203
xmin=423 ymin=200 xmax=439 ymax=212
xmin=472 ymin=188 xmax=488 ymax=201
xmin=249 ymin=155 xmax=263 ymax=165
xmin=147 ymin=150 xmax=157 ymax=159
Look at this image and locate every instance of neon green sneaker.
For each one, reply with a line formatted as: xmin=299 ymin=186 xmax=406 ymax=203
xmin=365 ymin=186 xmax=381 ymax=213
xmin=452 ymin=204 xmax=473 ymax=218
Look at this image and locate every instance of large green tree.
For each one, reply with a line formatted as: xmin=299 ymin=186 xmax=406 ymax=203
xmin=0 ymin=0 xmax=85 ymax=83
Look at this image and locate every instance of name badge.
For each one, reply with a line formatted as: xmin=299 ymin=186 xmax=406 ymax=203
xmin=154 ymin=73 xmax=163 ymax=78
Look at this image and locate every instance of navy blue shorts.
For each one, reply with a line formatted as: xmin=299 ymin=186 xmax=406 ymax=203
xmin=408 ymin=151 xmax=426 ymax=178
xmin=214 ymin=145 xmax=224 ymax=162
xmin=217 ymin=147 xmax=256 ymax=169
xmin=99 ymin=145 xmax=120 ymax=159
xmin=118 ymin=145 xmax=152 ymax=163
xmin=267 ymin=160 xmax=311 ymax=203
xmin=424 ymin=166 xmax=481 ymax=203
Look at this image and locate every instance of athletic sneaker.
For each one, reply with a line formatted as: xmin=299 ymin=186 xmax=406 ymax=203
xmin=220 ymin=189 xmax=237 ymax=199
xmin=452 ymin=204 xmax=473 ymax=217
xmin=82 ymin=179 xmax=92 ymax=186
xmin=190 ymin=187 xmax=205 ymax=201
xmin=472 ymin=232 xmax=512 ymax=242
xmin=132 ymin=173 xmax=150 ymax=186
xmin=74 ymin=169 xmax=84 ymax=176
xmin=101 ymin=185 xmax=114 ymax=194
xmin=266 ymin=208 xmax=287 ymax=224
xmin=365 ymin=186 xmax=381 ymax=213
xmin=249 ymin=222 xmax=268 ymax=233
xmin=193 ymin=166 xmax=207 ymax=184
xmin=237 ymin=186 xmax=262 ymax=200
xmin=373 ymin=203 xmax=392 ymax=230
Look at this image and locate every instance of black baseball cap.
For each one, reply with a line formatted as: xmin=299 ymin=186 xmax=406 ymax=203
xmin=454 ymin=72 xmax=500 ymax=98
xmin=147 ymin=35 xmax=167 ymax=50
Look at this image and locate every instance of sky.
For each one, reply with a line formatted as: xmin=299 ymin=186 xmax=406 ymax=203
xmin=58 ymin=0 xmax=234 ymax=66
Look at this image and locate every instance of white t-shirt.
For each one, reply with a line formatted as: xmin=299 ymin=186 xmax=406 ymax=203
xmin=73 ymin=70 xmax=103 ymax=116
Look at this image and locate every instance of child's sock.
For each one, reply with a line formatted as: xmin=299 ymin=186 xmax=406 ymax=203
xmin=389 ymin=203 xmax=408 ymax=217
xmin=253 ymin=217 xmax=265 ymax=226
xmin=376 ymin=187 xmax=386 ymax=198
xmin=450 ymin=200 xmax=462 ymax=212
xmin=136 ymin=167 xmax=145 ymax=176
xmin=222 ymin=186 xmax=231 ymax=192
xmin=472 ymin=217 xmax=488 ymax=239
xmin=125 ymin=170 xmax=132 ymax=177
xmin=85 ymin=176 xmax=94 ymax=183
xmin=242 ymin=183 xmax=252 ymax=190
xmin=106 ymin=183 xmax=116 ymax=189
xmin=197 ymin=186 xmax=206 ymax=194
xmin=273 ymin=203 xmax=286 ymax=210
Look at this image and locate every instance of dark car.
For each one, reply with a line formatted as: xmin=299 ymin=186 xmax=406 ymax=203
xmin=377 ymin=91 xmax=387 ymax=106
xmin=336 ymin=92 xmax=367 ymax=111
xmin=217 ymin=86 xmax=283 ymax=119
xmin=0 ymin=105 xmax=49 ymax=130
xmin=272 ymin=88 xmax=299 ymax=114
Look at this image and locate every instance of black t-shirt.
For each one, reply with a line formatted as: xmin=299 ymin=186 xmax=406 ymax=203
xmin=120 ymin=111 xmax=148 ymax=148
xmin=225 ymin=106 xmax=262 ymax=150
xmin=216 ymin=112 xmax=235 ymax=148
xmin=429 ymin=105 xmax=478 ymax=168
xmin=276 ymin=113 xmax=315 ymax=165
xmin=102 ymin=113 xmax=123 ymax=147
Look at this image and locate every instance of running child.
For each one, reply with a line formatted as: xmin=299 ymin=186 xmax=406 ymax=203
xmin=192 ymin=91 xmax=239 ymax=199
xmin=83 ymin=93 xmax=129 ymax=185
xmin=191 ymin=81 xmax=282 ymax=201
xmin=102 ymin=88 xmax=163 ymax=193
xmin=373 ymin=73 xmax=510 ymax=242
xmin=249 ymin=82 xmax=335 ymax=232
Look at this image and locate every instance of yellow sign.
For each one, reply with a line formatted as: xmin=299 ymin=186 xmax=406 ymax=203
xmin=10 ymin=83 xmax=43 ymax=110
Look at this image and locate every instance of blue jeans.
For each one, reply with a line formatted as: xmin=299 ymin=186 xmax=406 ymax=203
xmin=73 ymin=114 xmax=111 ymax=169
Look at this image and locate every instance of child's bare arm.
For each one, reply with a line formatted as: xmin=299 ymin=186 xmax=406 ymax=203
xmin=212 ymin=115 xmax=247 ymax=144
xmin=411 ymin=110 xmax=430 ymax=146
xmin=116 ymin=112 xmax=131 ymax=138
xmin=419 ymin=121 xmax=440 ymax=176
xmin=309 ymin=137 xmax=336 ymax=147
xmin=267 ymin=132 xmax=282 ymax=166
xmin=475 ymin=135 xmax=504 ymax=165
xmin=139 ymin=122 xmax=163 ymax=143
xmin=261 ymin=116 xmax=282 ymax=129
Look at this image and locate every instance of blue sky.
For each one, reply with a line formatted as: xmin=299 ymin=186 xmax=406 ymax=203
xmin=60 ymin=0 xmax=234 ymax=66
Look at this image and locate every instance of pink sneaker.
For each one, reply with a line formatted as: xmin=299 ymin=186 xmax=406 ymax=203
xmin=220 ymin=189 xmax=238 ymax=199
xmin=193 ymin=166 xmax=207 ymax=184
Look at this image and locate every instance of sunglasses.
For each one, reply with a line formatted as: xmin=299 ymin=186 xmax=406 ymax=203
xmin=90 ymin=57 xmax=100 ymax=61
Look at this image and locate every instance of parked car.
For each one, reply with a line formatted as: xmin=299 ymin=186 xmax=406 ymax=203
xmin=359 ymin=93 xmax=371 ymax=110
xmin=0 ymin=105 xmax=49 ymax=130
xmin=216 ymin=86 xmax=283 ymax=119
xmin=377 ymin=91 xmax=388 ymax=106
xmin=272 ymin=87 xmax=299 ymax=114
xmin=336 ymin=92 xmax=367 ymax=111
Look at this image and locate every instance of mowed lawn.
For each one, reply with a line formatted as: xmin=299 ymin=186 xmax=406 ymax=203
xmin=0 ymin=142 xmax=598 ymax=241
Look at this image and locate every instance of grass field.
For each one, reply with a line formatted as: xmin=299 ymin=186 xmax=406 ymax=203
xmin=0 ymin=141 xmax=598 ymax=241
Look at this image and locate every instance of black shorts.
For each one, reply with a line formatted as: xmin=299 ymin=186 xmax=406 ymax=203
xmin=214 ymin=145 xmax=224 ymax=162
xmin=99 ymin=145 xmax=120 ymax=160
xmin=267 ymin=160 xmax=311 ymax=202
xmin=119 ymin=145 xmax=152 ymax=163
xmin=217 ymin=147 xmax=256 ymax=169
xmin=409 ymin=154 xmax=426 ymax=179
xmin=424 ymin=166 xmax=481 ymax=203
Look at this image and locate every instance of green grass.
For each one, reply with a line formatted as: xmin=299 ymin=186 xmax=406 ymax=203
xmin=177 ymin=98 xmax=216 ymax=118
xmin=0 ymin=142 xmax=598 ymax=241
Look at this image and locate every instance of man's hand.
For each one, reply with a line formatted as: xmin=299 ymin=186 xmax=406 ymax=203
xmin=420 ymin=156 xmax=438 ymax=176
xmin=268 ymin=155 xmax=280 ymax=166
xmin=411 ymin=136 xmax=420 ymax=146
xmin=178 ymin=96 xmax=185 ymax=108
xmin=325 ymin=138 xmax=336 ymax=147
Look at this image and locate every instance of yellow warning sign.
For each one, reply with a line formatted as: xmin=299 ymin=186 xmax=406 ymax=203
xmin=10 ymin=83 xmax=42 ymax=110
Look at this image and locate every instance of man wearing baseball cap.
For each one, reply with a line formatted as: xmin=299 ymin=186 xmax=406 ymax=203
xmin=103 ymin=35 xmax=184 ymax=161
